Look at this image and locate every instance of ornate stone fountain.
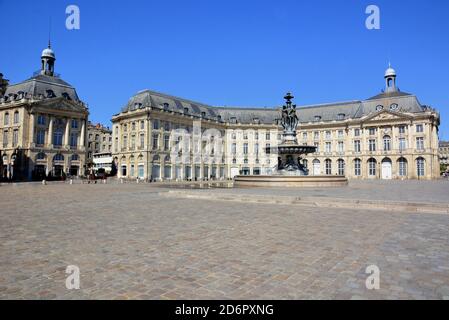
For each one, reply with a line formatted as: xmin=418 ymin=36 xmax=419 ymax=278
xmin=234 ymin=92 xmax=348 ymax=187
xmin=273 ymin=92 xmax=317 ymax=176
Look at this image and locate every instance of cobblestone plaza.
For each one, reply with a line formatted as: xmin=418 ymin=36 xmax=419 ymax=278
xmin=1 ymin=180 xmax=449 ymax=300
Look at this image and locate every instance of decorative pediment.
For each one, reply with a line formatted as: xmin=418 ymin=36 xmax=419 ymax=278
xmin=32 ymin=97 xmax=88 ymax=114
xmin=362 ymin=109 xmax=412 ymax=123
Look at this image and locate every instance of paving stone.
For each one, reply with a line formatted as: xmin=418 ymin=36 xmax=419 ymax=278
xmin=0 ymin=181 xmax=449 ymax=299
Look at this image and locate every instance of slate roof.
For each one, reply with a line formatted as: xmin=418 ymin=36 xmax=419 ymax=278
xmin=3 ymin=74 xmax=80 ymax=102
xmin=119 ymin=88 xmax=429 ymax=125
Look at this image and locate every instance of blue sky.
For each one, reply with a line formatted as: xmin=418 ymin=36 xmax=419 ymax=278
xmin=1 ymin=0 xmax=448 ymax=139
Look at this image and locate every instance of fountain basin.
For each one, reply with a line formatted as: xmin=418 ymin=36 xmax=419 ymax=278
xmin=234 ymin=175 xmax=348 ymax=188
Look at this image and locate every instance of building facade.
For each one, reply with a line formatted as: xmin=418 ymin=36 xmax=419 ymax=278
xmin=440 ymin=141 xmax=449 ymax=170
xmin=87 ymin=122 xmax=112 ymax=164
xmin=0 ymin=44 xmax=89 ymax=181
xmin=111 ymin=66 xmax=440 ymax=181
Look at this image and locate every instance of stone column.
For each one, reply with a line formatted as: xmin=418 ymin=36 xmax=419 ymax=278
xmin=47 ymin=116 xmax=53 ymax=147
xmin=29 ymin=112 xmax=35 ymax=147
xmin=64 ymin=118 xmax=70 ymax=148
xmin=80 ymin=119 xmax=85 ymax=148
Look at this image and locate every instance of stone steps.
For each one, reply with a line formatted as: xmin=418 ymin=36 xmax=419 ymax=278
xmin=160 ymin=190 xmax=449 ymax=215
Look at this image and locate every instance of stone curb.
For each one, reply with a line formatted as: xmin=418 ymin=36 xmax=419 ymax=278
xmin=160 ymin=190 xmax=449 ymax=214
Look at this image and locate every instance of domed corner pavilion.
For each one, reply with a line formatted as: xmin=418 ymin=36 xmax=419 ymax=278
xmin=234 ymin=92 xmax=348 ymax=188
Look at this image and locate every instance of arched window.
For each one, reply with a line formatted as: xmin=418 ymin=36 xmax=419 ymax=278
xmin=36 ymin=152 xmax=46 ymax=160
xmin=4 ymin=112 xmax=9 ymax=125
xmin=13 ymin=111 xmax=19 ymax=124
xmin=383 ymin=135 xmax=391 ymax=151
xmin=337 ymin=159 xmax=345 ymax=176
xmin=354 ymin=158 xmax=361 ymax=176
xmin=325 ymin=159 xmax=332 ymax=175
xmin=368 ymin=158 xmax=377 ymax=176
xmin=416 ymin=157 xmax=425 ymax=177
xmin=398 ymin=158 xmax=407 ymax=177
xmin=53 ymin=154 xmax=64 ymax=161
xmin=152 ymin=155 xmax=160 ymax=162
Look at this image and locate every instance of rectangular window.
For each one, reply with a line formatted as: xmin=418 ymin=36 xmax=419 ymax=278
xmin=369 ymin=139 xmax=376 ymax=152
xmin=338 ymin=141 xmax=344 ymax=152
xmin=130 ymin=164 xmax=135 ymax=177
xmin=14 ymin=112 xmax=19 ymax=124
xmin=230 ymin=143 xmax=236 ymax=155
xmin=140 ymin=121 xmax=145 ymax=130
xmin=302 ymin=132 xmax=307 ymax=141
xmin=123 ymin=136 xmax=128 ymax=150
xmin=369 ymin=128 xmax=376 ymax=135
xmin=70 ymin=133 xmax=77 ymax=147
xmin=153 ymin=120 xmax=159 ymax=130
xmin=164 ymin=135 xmax=170 ymax=151
xmin=4 ymin=113 xmax=9 ymax=125
xmin=3 ymin=130 xmax=8 ymax=147
xmin=152 ymin=134 xmax=159 ymax=150
xmin=354 ymin=140 xmax=361 ymax=153
xmin=416 ymin=137 xmax=424 ymax=150
xmin=71 ymin=119 xmax=78 ymax=129
xmin=314 ymin=132 xmax=319 ymax=140
xmin=131 ymin=135 xmax=136 ymax=150
xmin=164 ymin=122 xmax=170 ymax=131
xmin=266 ymin=143 xmax=270 ymax=154
xmin=354 ymin=128 xmax=360 ymax=137
xmin=325 ymin=142 xmax=331 ymax=153
xmin=243 ymin=132 xmax=248 ymax=140
xmin=399 ymin=138 xmax=407 ymax=151
xmin=266 ymin=132 xmax=270 ymax=140
xmin=416 ymin=124 xmax=423 ymax=133
xmin=255 ymin=143 xmax=259 ymax=155
xmin=314 ymin=142 xmax=319 ymax=153
xmin=399 ymin=126 xmax=406 ymax=134
xmin=13 ymin=129 xmax=18 ymax=147
xmin=243 ymin=143 xmax=248 ymax=155
xmin=38 ymin=115 xmax=46 ymax=125
xmin=325 ymin=131 xmax=331 ymax=140
xmin=140 ymin=134 xmax=144 ymax=149
xmin=255 ymin=132 xmax=259 ymax=140
xmin=37 ymin=129 xmax=45 ymax=145
xmin=338 ymin=130 xmax=344 ymax=139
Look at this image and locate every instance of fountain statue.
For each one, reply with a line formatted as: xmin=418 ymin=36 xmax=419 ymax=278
xmin=270 ymin=92 xmax=317 ymax=176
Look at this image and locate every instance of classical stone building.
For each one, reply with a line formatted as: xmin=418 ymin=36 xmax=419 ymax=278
xmin=87 ymin=122 xmax=112 ymax=163
xmin=111 ymin=66 xmax=440 ymax=181
xmin=440 ymin=141 xmax=449 ymax=169
xmin=0 ymin=44 xmax=89 ymax=181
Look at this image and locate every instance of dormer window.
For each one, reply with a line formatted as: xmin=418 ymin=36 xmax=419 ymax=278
xmin=314 ymin=115 xmax=321 ymax=122
xmin=17 ymin=91 xmax=25 ymax=99
xmin=46 ymin=89 xmax=56 ymax=98
xmin=253 ymin=117 xmax=260 ymax=124
xmin=201 ymin=111 xmax=206 ymax=118
xmin=163 ymin=103 xmax=169 ymax=110
xmin=230 ymin=116 xmax=237 ymax=124
xmin=376 ymin=105 xmax=384 ymax=111
xmin=337 ymin=113 xmax=345 ymax=120
xmin=62 ymin=92 xmax=71 ymax=100
xmin=390 ymin=103 xmax=398 ymax=110
xmin=217 ymin=115 xmax=222 ymax=121
xmin=184 ymin=107 xmax=189 ymax=114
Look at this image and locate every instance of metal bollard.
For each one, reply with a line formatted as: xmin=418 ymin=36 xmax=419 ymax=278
xmin=42 ymin=179 xmax=47 ymax=185
xmin=70 ymin=179 xmax=73 ymax=185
